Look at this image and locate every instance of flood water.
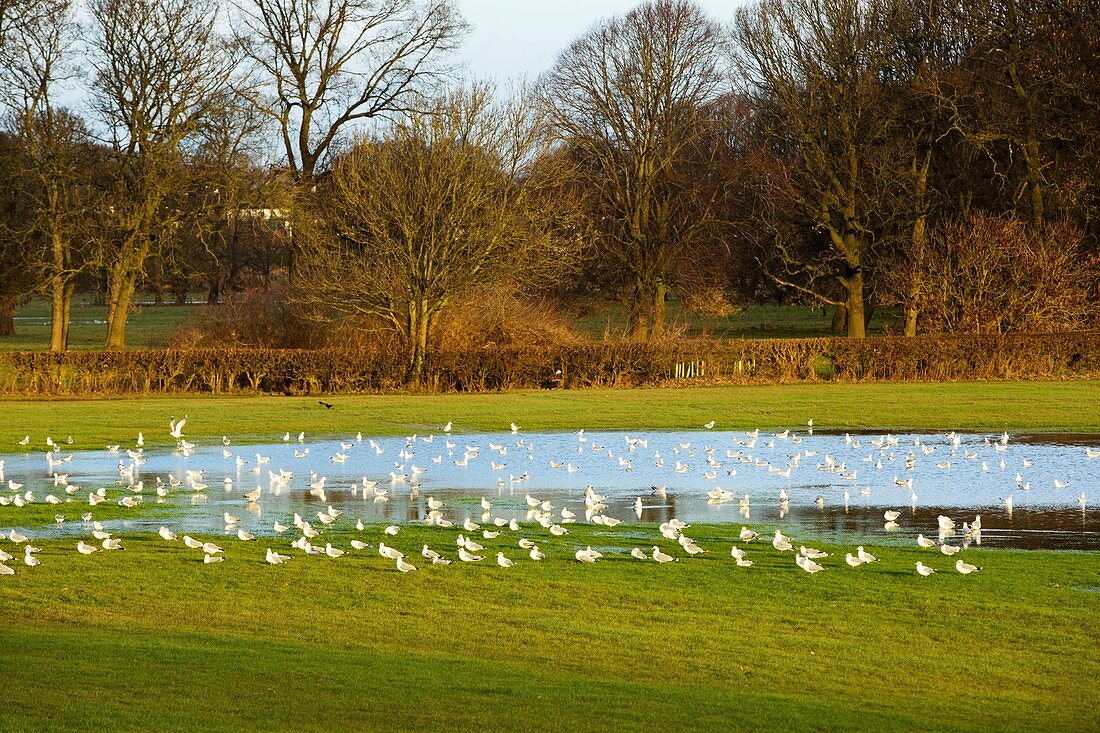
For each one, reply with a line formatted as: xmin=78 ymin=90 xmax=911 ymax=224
xmin=3 ymin=429 xmax=1098 ymax=550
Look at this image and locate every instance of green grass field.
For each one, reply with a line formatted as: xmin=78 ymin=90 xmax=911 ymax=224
xmin=2 ymin=297 xmax=200 ymax=351
xmin=2 ymin=380 xmax=1097 ymax=451
xmin=574 ymin=302 xmax=898 ymax=340
xmin=1 ymin=383 xmax=1097 ymax=732
xmin=2 ymin=298 xmax=890 ymax=352
xmin=1 ymin=522 xmax=1096 ymax=732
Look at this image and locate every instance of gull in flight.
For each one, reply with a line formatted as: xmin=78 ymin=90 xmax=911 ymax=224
xmin=169 ymin=418 xmax=187 ymax=439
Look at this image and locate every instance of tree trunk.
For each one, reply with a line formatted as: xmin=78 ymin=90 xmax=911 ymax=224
xmin=906 ymin=146 xmax=930 ymax=338
xmin=61 ymin=284 xmax=72 ymax=348
xmin=406 ymin=298 xmax=430 ymax=385
xmin=207 ymin=277 xmax=220 ymax=304
xmin=627 ymin=283 xmax=650 ymax=341
xmin=48 ymin=228 xmax=71 ymax=351
xmin=845 ymin=271 xmax=866 ymax=339
xmin=651 ymin=279 xmax=666 ymax=338
xmin=49 ymin=275 xmax=67 ymax=352
xmin=0 ymin=301 xmax=15 ymax=336
xmin=1024 ymin=136 xmax=1044 ymax=229
xmin=830 ymin=304 xmax=847 ymax=332
xmin=105 ymin=266 xmax=137 ymax=349
xmin=904 ymin=306 xmax=918 ymax=337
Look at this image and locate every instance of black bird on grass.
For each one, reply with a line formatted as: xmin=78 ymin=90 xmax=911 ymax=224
xmin=318 ymin=401 xmax=334 ymax=409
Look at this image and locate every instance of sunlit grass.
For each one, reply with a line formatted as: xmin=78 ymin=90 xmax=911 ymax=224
xmin=1 ymin=522 xmax=1096 ymax=732
xmin=1 ymin=380 xmax=1097 ymax=451
xmin=1 ymin=297 xmax=199 ymax=351
xmin=573 ymin=302 xmax=898 ymax=340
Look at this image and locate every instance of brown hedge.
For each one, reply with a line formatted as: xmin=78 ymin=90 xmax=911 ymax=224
xmin=0 ymin=332 xmax=1095 ymax=395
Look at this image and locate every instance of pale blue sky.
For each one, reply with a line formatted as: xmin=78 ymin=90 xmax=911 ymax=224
xmin=454 ymin=0 xmax=746 ymax=82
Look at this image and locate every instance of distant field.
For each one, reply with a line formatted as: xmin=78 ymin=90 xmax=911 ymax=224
xmin=573 ymin=301 xmax=899 ymax=340
xmin=2 ymin=297 xmax=200 ymax=351
xmin=1 ymin=297 xmax=895 ymax=351
xmin=2 ymin=381 xmax=1097 ymax=450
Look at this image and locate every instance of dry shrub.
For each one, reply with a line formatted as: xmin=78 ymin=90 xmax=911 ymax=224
xmin=0 ymin=332 xmax=1097 ymax=395
xmin=431 ymin=291 xmax=582 ymax=350
xmin=916 ymin=214 xmax=1100 ymax=333
xmin=170 ymin=286 xmax=325 ymax=349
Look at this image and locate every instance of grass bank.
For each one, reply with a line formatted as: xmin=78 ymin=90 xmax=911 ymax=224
xmin=0 ymin=523 xmax=1096 ymax=732
xmin=2 ymin=380 xmax=1098 ymax=449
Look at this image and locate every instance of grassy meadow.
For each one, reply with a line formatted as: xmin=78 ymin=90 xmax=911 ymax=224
xmin=0 ymin=522 xmax=1096 ymax=732
xmin=1 ymin=299 xmax=893 ymax=352
xmin=2 ymin=297 xmax=199 ymax=351
xmin=1 ymin=380 xmax=1098 ymax=451
xmin=573 ymin=301 xmax=898 ymax=340
xmin=1 ymin=381 xmax=1097 ymax=732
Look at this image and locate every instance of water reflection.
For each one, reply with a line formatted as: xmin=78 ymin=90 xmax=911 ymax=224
xmin=2 ymin=429 xmax=1097 ymax=550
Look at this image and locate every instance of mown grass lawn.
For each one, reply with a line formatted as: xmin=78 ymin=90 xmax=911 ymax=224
xmin=0 ymin=522 xmax=1096 ymax=732
xmin=2 ymin=298 xmax=199 ymax=352
xmin=1 ymin=384 xmax=1097 ymax=732
xmin=1 ymin=380 xmax=1098 ymax=450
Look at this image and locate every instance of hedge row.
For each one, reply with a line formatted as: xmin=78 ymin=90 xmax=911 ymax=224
xmin=0 ymin=332 xmax=1096 ymax=395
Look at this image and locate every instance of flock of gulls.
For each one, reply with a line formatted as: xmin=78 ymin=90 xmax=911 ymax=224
xmin=1 ymin=416 xmax=1095 ymax=579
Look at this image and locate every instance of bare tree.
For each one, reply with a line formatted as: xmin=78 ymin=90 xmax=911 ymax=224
xmin=914 ymin=213 xmax=1099 ymax=333
xmin=949 ymin=0 xmax=1097 ymax=229
xmin=233 ymin=0 xmax=467 ymax=179
xmin=89 ymin=0 xmax=233 ymax=349
xmin=0 ymin=132 xmax=38 ymax=336
xmin=0 ymin=0 xmax=97 ymax=350
xmin=541 ymin=0 xmax=730 ymax=341
xmin=297 ymin=84 xmax=580 ymax=381
xmin=733 ymin=0 xmax=901 ymax=338
xmin=168 ymin=92 xmax=291 ymax=304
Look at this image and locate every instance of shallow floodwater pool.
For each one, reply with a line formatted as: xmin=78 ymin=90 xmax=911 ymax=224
xmin=3 ymin=429 xmax=1097 ymax=550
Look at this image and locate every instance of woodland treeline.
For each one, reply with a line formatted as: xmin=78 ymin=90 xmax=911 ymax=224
xmin=0 ymin=0 xmax=1097 ymax=379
